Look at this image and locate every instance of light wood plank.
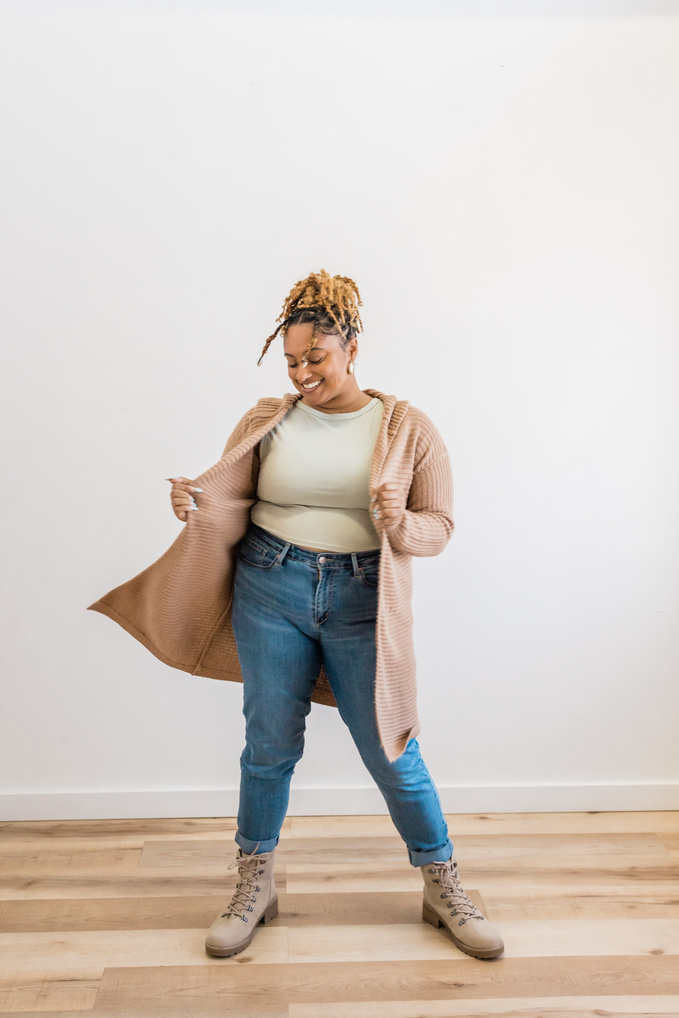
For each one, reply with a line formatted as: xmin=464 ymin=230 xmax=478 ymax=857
xmin=284 ymin=853 xmax=679 ymax=877
xmin=0 ymin=819 xmax=241 ymax=841
xmin=450 ymin=832 xmax=672 ymax=857
xmin=135 ymin=832 xmax=672 ymax=868
xmin=283 ymin=855 xmax=679 ymax=895
xmin=0 ymin=928 xmax=288 ymax=970
xmin=0 ymin=839 xmax=147 ymax=854
xmin=0 ymin=895 xmax=258 ymax=934
xmin=0 ymin=969 xmax=99 ymax=1013
xmin=138 ymin=836 xmax=407 ymax=867
xmin=0 ymin=1011 xmax=286 ymax=1018
xmin=485 ymin=894 xmax=679 ymax=921
xmin=289 ymin=812 xmax=679 ymax=838
xmin=657 ymin=832 xmax=679 ymax=857
xmin=452 ymin=812 xmax=679 ymax=835
xmin=289 ymin=996 xmax=679 ymax=1017
xmin=446 ymin=854 xmax=679 ymax=875
xmin=0 ymin=891 xmax=423 ymax=933
xmin=10 ymin=852 xmax=676 ymax=897
xmin=0 ymin=848 xmax=142 ymax=875
xmin=0 ymin=869 xmax=287 ymax=901
xmin=4 ymin=890 xmax=679 ymax=935
xmin=287 ymin=919 xmax=679 ymax=963
xmin=90 ymin=956 xmax=679 ymax=1009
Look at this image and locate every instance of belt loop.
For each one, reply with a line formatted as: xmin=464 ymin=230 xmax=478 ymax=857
xmin=351 ymin=552 xmax=359 ymax=577
xmin=277 ymin=542 xmax=291 ymax=566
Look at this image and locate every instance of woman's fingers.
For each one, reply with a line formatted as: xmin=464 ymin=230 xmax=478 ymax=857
xmin=167 ymin=476 xmax=203 ymax=492
xmin=372 ymin=482 xmax=405 ymax=527
xmin=375 ymin=483 xmax=402 ymax=507
xmin=167 ymin=476 xmax=203 ymax=521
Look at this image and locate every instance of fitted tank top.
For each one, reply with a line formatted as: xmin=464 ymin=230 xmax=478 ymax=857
xmin=250 ymin=396 xmax=384 ymax=553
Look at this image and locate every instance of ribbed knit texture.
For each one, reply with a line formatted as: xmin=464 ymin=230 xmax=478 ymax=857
xmin=87 ymin=389 xmax=454 ymax=762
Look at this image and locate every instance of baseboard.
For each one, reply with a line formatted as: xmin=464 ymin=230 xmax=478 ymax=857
xmin=1 ymin=783 xmax=678 ymax=821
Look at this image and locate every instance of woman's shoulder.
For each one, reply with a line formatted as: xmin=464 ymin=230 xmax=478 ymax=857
xmin=395 ymin=401 xmax=451 ymax=464
xmin=222 ymin=395 xmax=296 ymax=457
xmin=363 ymin=389 xmax=444 ymax=436
xmin=240 ymin=393 xmax=300 ymax=425
xmin=398 ymin=401 xmax=442 ymax=436
xmin=254 ymin=394 xmax=295 ymax=412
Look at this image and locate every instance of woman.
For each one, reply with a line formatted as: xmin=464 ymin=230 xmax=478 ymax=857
xmin=88 ymin=269 xmax=504 ymax=962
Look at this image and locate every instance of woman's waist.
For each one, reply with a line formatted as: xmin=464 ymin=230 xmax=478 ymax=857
xmin=250 ymin=501 xmax=381 ymax=556
xmin=244 ymin=520 xmax=381 ymax=564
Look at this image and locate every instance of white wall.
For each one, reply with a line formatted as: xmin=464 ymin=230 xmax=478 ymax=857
xmin=2 ymin=0 xmax=678 ymax=820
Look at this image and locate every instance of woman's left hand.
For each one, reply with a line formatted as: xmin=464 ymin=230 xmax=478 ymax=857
xmin=371 ymin=482 xmax=405 ymax=530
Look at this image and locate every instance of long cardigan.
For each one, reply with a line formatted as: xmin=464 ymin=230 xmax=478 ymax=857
xmin=87 ymin=388 xmax=454 ymax=762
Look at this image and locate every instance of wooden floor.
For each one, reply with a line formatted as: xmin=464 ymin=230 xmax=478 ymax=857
xmin=1 ymin=811 xmax=679 ymax=1017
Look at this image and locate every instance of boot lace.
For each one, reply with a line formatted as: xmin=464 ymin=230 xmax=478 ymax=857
xmin=429 ymin=858 xmax=485 ymax=925
xmin=219 ymin=843 xmax=267 ymax=922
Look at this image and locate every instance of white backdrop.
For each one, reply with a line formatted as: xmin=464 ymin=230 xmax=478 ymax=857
xmin=2 ymin=0 xmax=678 ymax=820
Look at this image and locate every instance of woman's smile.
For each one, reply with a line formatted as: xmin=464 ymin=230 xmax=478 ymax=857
xmin=284 ymin=320 xmax=371 ymax=413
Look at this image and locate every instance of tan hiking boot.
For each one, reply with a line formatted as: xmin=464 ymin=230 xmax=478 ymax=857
xmin=205 ymin=846 xmax=278 ymax=958
xmin=421 ymin=855 xmax=504 ymax=959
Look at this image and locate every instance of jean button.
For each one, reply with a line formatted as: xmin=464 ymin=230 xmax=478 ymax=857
xmin=318 ymin=556 xmax=326 ymax=564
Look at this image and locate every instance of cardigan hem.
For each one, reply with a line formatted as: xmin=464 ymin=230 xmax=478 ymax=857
xmin=86 ymin=600 xmax=218 ymax=676
xmin=382 ymin=720 xmax=422 ymax=763
xmin=86 ymin=599 xmax=339 ymax=707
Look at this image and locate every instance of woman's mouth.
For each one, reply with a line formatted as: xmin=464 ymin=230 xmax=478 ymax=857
xmin=301 ymin=380 xmax=322 ymax=391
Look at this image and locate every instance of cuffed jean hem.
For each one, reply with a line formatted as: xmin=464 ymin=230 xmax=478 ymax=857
xmin=408 ymin=837 xmax=454 ymax=868
xmin=235 ymin=830 xmax=280 ymax=855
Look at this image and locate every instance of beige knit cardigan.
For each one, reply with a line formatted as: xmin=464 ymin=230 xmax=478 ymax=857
xmin=87 ymin=388 xmax=454 ymax=762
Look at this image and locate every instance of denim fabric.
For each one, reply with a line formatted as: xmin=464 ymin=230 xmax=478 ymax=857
xmin=231 ymin=521 xmax=453 ymax=867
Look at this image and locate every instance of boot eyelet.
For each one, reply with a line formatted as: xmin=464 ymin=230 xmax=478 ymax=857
xmin=242 ymin=917 xmax=248 ymax=922
xmin=440 ymin=893 xmax=445 ymax=898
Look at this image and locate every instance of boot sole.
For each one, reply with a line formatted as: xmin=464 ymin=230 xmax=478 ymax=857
xmin=205 ymin=896 xmax=279 ymax=958
xmin=422 ymin=901 xmax=504 ymax=960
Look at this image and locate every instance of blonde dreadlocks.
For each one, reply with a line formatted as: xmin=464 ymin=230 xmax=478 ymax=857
xmin=257 ymin=269 xmax=364 ymax=367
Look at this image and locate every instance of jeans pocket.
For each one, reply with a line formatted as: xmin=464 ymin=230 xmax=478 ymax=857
xmin=358 ymin=557 xmax=380 ymax=588
xmin=238 ymin=537 xmax=280 ymax=570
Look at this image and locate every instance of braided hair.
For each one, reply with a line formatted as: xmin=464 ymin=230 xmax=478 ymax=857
xmin=257 ymin=269 xmax=364 ymax=367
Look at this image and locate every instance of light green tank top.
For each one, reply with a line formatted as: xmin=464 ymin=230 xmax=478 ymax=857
xmin=250 ymin=396 xmax=384 ymax=552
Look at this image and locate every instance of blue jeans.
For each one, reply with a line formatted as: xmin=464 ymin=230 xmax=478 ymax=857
xmin=231 ymin=521 xmax=453 ymax=867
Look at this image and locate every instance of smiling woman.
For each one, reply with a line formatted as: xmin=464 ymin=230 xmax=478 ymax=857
xmin=203 ymin=268 xmax=500 ymax=961
xmin=90 ymin=268 xmax=500 ymax=963
xmin=283 ymin=321 xmax=372 ymax=415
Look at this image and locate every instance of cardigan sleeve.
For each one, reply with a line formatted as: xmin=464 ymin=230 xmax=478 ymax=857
xmin=385 ymin=419 xmax=454 ymax=558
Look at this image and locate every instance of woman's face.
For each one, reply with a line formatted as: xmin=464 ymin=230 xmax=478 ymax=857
xmin=283 ymin=322 xmax=358 ymax=410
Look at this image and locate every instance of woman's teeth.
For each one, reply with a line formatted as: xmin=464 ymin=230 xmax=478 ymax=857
xmin=302 ymin=380 xmax=321 ymax=390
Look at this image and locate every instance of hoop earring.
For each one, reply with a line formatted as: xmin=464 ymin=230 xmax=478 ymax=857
xmin=348 ymin=361 xmax=354 ymax=375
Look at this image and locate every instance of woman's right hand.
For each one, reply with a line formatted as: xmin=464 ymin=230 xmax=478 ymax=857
xmin=167 ymin=476 xmax=203 ymax=522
